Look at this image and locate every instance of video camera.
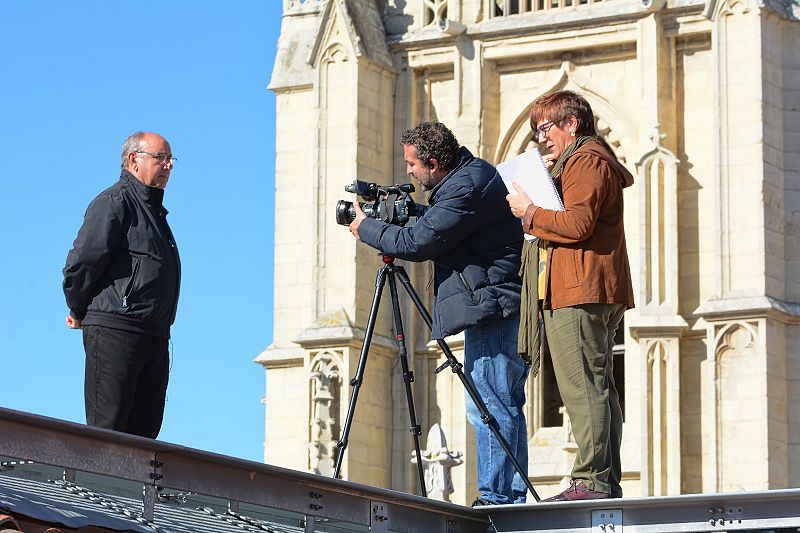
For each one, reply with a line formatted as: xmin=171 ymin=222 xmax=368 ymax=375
xmin=335 ymin=180 xmax=420 ymax=227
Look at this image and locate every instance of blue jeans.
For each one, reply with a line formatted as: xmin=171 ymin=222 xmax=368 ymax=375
xmin=464 ymin=313 xmax=530 ymax=504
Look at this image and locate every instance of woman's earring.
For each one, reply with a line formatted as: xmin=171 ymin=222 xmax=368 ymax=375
xmin=570 ymin=131 xmax=576 ymax=137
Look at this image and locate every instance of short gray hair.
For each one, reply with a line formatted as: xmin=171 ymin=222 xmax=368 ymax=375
xmin=121 ymin=132 xmax=146 ymax=169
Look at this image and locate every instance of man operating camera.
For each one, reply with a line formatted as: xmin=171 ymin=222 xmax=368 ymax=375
xmin=348 ymin=121 xmax=528 ymax=505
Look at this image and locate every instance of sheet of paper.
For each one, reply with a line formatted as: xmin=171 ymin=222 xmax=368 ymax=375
xmin=497 ymin=148 xmax=565 ymax=211
xmin=497 ymin=148 xmax=565 ymax=241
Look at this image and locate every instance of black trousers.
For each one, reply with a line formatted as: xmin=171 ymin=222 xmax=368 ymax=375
xmin=82 ymin=325 xmax=169 ymax=438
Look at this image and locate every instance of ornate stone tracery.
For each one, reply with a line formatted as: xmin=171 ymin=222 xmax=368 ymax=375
xmin=308 ymin=351 xmax=343 ymax=475
xmin=423 ymin=0 xmax=450 ymax=27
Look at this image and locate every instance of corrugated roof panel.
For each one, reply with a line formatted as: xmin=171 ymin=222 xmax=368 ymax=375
xmin=0 ymin=474 xmax=308 ymax=533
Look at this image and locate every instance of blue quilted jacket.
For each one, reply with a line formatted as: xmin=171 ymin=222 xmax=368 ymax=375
xmin=359 ymin=147 xmax=522 ymax=339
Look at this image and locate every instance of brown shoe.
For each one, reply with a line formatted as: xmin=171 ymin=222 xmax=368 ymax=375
xmin=542 ymin=480 xmax=610 ymax=502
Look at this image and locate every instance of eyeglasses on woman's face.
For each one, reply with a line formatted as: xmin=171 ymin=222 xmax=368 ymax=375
xmin=534 ymin=121 xmax=555 ymax=143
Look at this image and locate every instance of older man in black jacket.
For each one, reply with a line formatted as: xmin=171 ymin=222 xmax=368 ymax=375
xmin=349 ymin=122 xmax=527 ymax=505
xmin=63 ymin=131 xmax=180 ymax=439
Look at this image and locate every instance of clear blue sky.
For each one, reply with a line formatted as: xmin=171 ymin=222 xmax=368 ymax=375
xmin=0 ymin=1 xmax=282 ymax=462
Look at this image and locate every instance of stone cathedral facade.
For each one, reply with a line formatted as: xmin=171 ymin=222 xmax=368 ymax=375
xmin=257 ymin=0 xmax=800 ymax=504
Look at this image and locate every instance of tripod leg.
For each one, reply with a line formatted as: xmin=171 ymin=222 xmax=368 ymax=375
xmin=392 ymin=265 xmax=541 ymax=502
xmin=333 ymin=266 xmax=388 ymax=480
xmin=386 ymin=268 xmax=427 ymax=497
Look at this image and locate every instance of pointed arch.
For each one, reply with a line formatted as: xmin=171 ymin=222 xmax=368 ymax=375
xmin=704 ymin=0 xmax=756 ymax=19
xmin=320 ymin=43 xmax=351 ymax=65
xmin=711 ymin=320 xmax=762 ymax=491
xmin=712 ymin=320 xmax=759 ymax=363
xmin=494 ymin=62 xmax=633 ymax=165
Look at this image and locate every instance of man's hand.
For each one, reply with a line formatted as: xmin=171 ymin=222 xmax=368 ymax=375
xmin=506 ymin=181 xmax=538 ymax=219
xmin=349 ymin=201 xmax=367 ymax=240
xmin=66 ymin=315 xmax=82 ymax=329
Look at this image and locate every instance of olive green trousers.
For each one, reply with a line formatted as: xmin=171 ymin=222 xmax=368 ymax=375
xmin=543 ymin=303 xmax=625 ymax=497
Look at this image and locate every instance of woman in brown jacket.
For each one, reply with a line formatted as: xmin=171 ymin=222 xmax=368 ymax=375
xmin=507 ymin=90 xmax=635 ymax=501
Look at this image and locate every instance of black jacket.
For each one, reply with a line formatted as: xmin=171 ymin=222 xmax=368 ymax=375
xmin=63 ymin=171 xmax=181 ymax=338
xmin=359 ymin=147 xmax=522 ymax=339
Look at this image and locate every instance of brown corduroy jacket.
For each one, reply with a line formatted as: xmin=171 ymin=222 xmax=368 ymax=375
xmin=522 ymin=140 xmax=635 ymax=311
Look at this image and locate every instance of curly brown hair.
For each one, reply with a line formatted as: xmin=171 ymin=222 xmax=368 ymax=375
xmin=530 ymin=91 xmax=596 ymax=136
xmin=400 ymin=122 xmax=460 ymax=171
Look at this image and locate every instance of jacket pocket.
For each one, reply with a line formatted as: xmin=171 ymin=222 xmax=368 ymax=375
xmin=122 ymin=257 xmax=141 ymax=308
xmin=458 ymin=272 xmax=477 ymax=304
xmin=562 ymin=248 xmax=582 ymax=289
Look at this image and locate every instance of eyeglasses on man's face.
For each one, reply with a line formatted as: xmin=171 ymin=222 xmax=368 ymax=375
xmin=135 ymin=151 xmax=177 ymax=165
xmin=534 ymin=121 xmax=555 ymax=142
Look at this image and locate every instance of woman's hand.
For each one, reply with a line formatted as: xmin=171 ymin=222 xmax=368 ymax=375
xmin=543 ymin=153 xmax=556 ymax=171
xmin=506 ymin=181 xmax=537 ymax=219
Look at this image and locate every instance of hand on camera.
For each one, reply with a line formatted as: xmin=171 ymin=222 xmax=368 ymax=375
xmin=349 ymin=201 xmax=367 ymax=239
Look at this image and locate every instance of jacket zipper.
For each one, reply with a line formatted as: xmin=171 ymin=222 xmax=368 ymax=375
xmin=458 ymin=272 xmax=477 ymax=301
xmin=122 ymin=258 xmax=141 ymax=308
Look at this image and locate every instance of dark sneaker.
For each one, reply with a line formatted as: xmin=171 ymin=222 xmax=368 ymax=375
xmin=542 ymin=480 xmax=610 ymax=502
xmin=471 ymin=497 xmax=497 ymax=507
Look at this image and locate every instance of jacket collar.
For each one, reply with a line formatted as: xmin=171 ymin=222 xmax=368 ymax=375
xmin=430 ymin=146 xmax=473 ymax=197
xmin=120 ymin=170 xmax=166 ymax=209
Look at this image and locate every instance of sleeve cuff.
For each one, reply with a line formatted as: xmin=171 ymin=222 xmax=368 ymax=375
xmin=358 ymin=218 xmax=385 ymax=249
xmin=522 ymin=205 xmax=539 ymax=233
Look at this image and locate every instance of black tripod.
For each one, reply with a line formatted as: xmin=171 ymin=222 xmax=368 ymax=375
xmin=332 ymin=255 xmax=540 ymax=502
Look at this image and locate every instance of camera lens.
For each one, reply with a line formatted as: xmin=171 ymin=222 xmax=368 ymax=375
xmin=335 ymin=200 xmax=355 ymax=226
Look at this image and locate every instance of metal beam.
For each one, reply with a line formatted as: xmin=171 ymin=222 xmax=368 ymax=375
xmin=483 ymin=490 xmax=800 ymax=532
xmin=0 ymin=408 xmax=160 ymax=484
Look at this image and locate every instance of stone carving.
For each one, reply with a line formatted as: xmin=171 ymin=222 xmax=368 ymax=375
xmin=424 ymin=0 xmax=449 ymax=27
xmin=715 ymin=321 xmax=758 ymax=359
xmin=308 ymin=352 xmax=342 ymax=475
xmin=411 ymin=423 xmax=464 ymax=501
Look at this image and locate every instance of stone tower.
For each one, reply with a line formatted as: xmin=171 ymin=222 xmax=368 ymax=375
xmin=257 ymin=0 xmax=800 ymax=504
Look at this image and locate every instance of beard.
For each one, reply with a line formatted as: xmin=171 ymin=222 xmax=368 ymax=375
xmin=414 ymin=168 xmax=439 ymax=191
